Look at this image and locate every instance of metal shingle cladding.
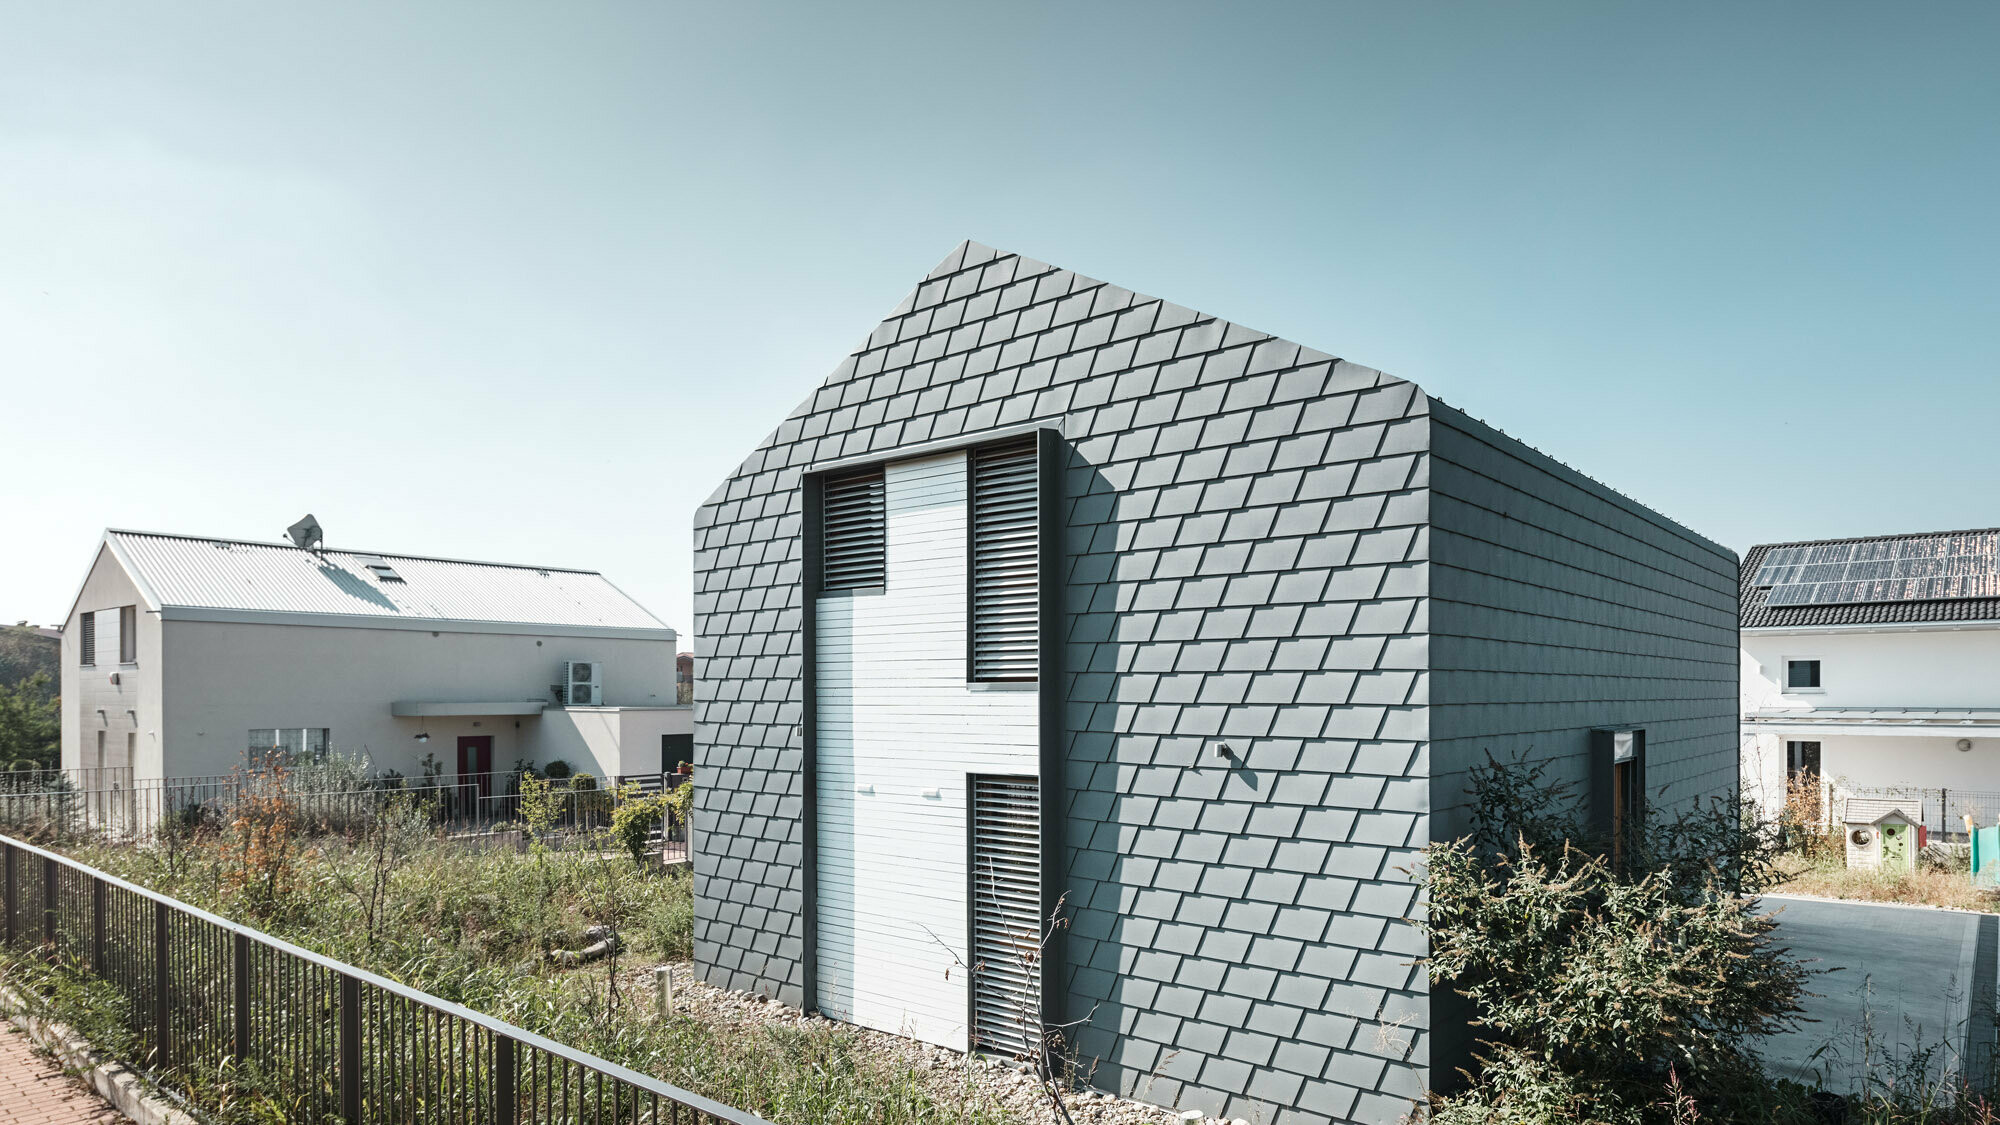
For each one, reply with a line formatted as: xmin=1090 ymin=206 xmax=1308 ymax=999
xmin=692 ymin=241 xmax=1739 ymax=1125
xmin=1741 ymin=531 xmax=2000 ymax=629
xmin=108 ymin=530 xmax=667 ymax=630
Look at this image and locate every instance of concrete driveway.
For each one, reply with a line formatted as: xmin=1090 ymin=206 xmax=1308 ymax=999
xmin=1757 ymin=895 xmax=1999 ymax=1093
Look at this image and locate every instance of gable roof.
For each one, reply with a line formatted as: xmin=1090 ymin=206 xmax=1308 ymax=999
xmin=1742 ymin=527 xmax=2000 ymax=629
xmin=1842 ymin=797 xmax=1923 ymax=826
xmin=97 ymin=530 xmax=670 ymax=636
xmin=703 ymin=239 xmax=1728 ymax=561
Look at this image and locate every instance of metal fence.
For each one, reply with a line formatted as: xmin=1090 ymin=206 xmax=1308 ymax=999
xmin=0 ymin=767 xmax=691 ymax=862
xmin=0 ymin=832 xmax=756 ymax=1125
xmin=1828 ymin=784 xmax=2000 ymax=840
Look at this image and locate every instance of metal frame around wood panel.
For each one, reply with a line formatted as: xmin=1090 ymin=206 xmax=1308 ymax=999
xmin=1035 ymin=426 xmax=1065 ymax=1030
xmin=796 ymin=424 xmax=1064 ymax=1035
xmin=799 ymin=472 xmax=824 ymax=1010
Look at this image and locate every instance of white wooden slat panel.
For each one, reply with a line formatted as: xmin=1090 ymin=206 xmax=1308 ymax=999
xmin=815 ymin=451 xmax=1038 ymax=1052
xmin=98 ymin=610 xmax=120 ymax=668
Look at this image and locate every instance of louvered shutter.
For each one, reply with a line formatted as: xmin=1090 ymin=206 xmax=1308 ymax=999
xmin=970 ymin=775 xmax=1042 ymax=1058
xmin=821 ymin=468 xmax=886 ymax=592
xmin=970 ymin=440 xmax=1039 ymax=680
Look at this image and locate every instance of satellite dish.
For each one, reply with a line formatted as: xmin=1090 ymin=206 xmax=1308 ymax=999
xmin=286 ymin=514 xmax=324 ymax=552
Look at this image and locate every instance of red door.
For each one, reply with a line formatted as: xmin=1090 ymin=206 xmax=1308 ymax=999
xmin=457 ymin=736 xmax=494 ymax=802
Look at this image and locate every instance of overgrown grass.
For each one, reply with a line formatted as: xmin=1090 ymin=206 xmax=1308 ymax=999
xmin=1771 ymin=849 xmax=2000 ymax=914
xmin=29 ymin=816 xmax=1017 ymax=1125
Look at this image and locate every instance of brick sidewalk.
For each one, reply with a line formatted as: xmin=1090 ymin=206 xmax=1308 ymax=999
xmin=0 ymin=1023 xmax=122 ymax=1125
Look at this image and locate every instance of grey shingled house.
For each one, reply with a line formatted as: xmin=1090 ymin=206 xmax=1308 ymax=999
xmin=691 ymin=242 xmax=1738 ymax=1123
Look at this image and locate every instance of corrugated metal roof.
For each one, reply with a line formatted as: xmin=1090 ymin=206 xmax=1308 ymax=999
xmin=107 ymin=530 xmax=668 ymax=631
xmin=1742 ymin=528 xmax=2000 ymax=629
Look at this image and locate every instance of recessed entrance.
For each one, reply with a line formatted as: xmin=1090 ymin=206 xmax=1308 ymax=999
xmin=457 ymin=735 xmax=494 ymax=801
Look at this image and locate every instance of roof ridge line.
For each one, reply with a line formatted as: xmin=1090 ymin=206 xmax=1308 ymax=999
xmin=1746 ymin=525 xmax=2000 ymax=553
xmin=105 ymin=528 xmax=604 ymax=576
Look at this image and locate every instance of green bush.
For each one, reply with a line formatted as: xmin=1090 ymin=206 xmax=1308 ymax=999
xmin=1423 ymin=754 xmax=1812 ymax=1123
xmin=610 ymin=786 xmax=668 ymax=866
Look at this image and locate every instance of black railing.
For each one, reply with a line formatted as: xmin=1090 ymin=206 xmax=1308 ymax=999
xmin=0 ymin=832 xmax=758 ymax=1125
xmin=0 ymin=769 xmax=691 ymax=858
xmin=1829 ymin=784 xmax=2000 ymax=841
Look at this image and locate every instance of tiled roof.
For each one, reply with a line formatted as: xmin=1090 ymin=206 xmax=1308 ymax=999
xmin=1741 ymin=528 xmax=2000 ymax=629
xmin=105 ymin=530 xmax=669 ymax=632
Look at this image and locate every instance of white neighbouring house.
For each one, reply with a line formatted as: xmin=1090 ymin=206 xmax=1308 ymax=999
xmin=59 ymin=528 xmax=690 ymax=789
xmin=1740 ymin=527 xmax=2000 ymax=830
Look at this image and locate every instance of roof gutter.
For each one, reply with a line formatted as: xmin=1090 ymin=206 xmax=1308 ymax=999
xmin=1743 ymin=619 xmax=2000 ymax=637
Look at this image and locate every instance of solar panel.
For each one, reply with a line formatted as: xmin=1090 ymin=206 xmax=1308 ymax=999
xmin=1755 ymin=533 xmax=2000 ymax=607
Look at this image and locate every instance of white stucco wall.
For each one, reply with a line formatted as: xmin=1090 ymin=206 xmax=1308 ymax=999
xmin=1740 ymin=626 xmax=2000 ymax=817
xmin=1742 ymin=626 xmax=2000 ymax=710
xmin=534 ymin=706 xmax=693 ymax=779
xmin=1818 ymin=734 xmax=2000 ymax=792
xmin=159 ymin=618 xmax=676 ymax=780
xmin=60 ymin=545 xmax=164 ymax=779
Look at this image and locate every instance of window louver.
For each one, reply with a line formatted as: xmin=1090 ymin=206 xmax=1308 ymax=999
xmin=821 ymin=468 xmax=886 ymax=592
xmin=970 ymin=775 xmax=1042 ymax=1059
xmin=79 ymin=612 xmax=96 ymax=665
xmin=970 ymin=440 xmax=1039 ymax=680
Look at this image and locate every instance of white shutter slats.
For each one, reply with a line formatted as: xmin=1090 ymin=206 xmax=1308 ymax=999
xmin=970 ymin=440 xmax=1039 ymax=681
xmin=822 ymin=468 xmax=887 ymax=592
xmin=970 ymin=775 xmax=1042 ymax=1059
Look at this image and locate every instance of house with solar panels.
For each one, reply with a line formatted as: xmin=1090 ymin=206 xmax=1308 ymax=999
xmin=58 ymin=528 xmax=689 ymax=790
xmin=1741 ymin=528 xmax=2000 ymax=829
xmin=692 ymin=241 xmax=1741 ymax=1124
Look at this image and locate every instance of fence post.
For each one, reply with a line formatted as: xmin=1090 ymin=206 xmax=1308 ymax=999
xmin=3 ymin=843 xmax=14 ymax=948
xmin=494 ymin=1032 xmax=517 ymax=1125
xmin=42 ymin=856 xmax=58 ymax=957
xmin=233 ymin=932 xmax=251 ymax=1068
xmin=339 ymin=973 xmax=362 ymax=1124
xmin=153 ymin=899 xmax=171 ymax=1069
xmin=90 ymin=877 xmax=105 ymax=972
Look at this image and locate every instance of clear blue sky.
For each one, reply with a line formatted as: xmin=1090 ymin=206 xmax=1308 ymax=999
xmin=5 ymin=3 xmax=1997 ymax=648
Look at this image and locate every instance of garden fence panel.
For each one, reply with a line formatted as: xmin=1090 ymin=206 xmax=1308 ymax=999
xmin=0 ymin=833 xmax=765 ymax=1125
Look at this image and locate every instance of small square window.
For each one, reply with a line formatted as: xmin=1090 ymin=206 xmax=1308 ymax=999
xmin=1786 ymin=659 xmax=1822 ymax=691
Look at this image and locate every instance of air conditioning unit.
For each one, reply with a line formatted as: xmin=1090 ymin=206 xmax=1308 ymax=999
xmin=563 ymin=660 xmax=603 ymax=706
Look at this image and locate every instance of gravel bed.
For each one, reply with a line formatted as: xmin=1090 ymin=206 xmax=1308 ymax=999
xmin=626 ymin=962 xmax=1197 ymax=1125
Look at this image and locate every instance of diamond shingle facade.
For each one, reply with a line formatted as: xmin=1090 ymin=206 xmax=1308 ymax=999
xmin=692 ymin=241 xmax=1739 ymax=1124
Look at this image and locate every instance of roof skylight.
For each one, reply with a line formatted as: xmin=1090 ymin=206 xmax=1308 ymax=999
xmin=356 ymin=555 xmax=406 ymax=583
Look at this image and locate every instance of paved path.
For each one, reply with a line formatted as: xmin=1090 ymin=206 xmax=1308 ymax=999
xmin=0 ymin=1023 xmax=121 ymax=1125
xmin=1759 ymin=895 xmax=1999 ymax=1093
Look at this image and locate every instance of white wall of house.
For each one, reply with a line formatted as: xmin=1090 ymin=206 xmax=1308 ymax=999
xmin=1744 ymin=730 xmax=2000 ymax=814
xmin=535 ymin=706 xmax=692 ymax=779
xmin=814 ymin=450 xmax=1039 ymax=1052
xmin=60 ymin=545 xmax=164 ymax=779
xmin=158 ymin=618 xmax=676 ymax=781
xmin=1742 ymin=627 xmax=2000 ymax=710
xmin=1741 ymin=626 xmax=2000 ymax=815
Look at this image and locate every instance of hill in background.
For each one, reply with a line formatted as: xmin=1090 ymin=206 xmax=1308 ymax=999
xmin=0 ymin=625 xmax=58 ymax=699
